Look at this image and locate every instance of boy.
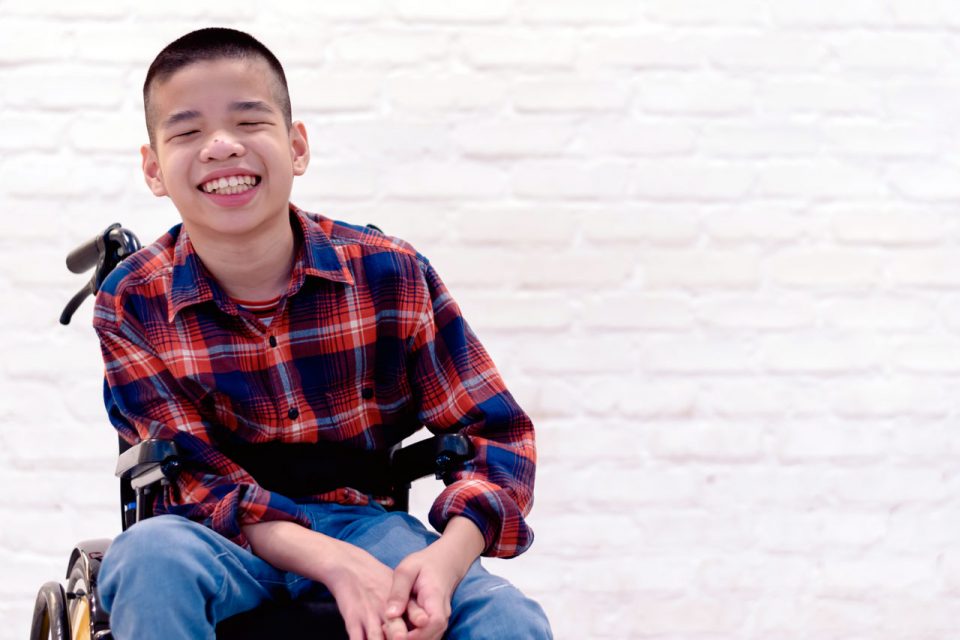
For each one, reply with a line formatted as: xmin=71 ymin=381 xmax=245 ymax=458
xmin=94 ymin=27 xmax=551 ymax=640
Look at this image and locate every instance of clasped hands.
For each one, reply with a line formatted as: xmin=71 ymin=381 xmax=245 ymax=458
xmin=315 ymin=516 xmax=486 ymax=640
xmin=244 ymin=515 xmax=484 ymax=640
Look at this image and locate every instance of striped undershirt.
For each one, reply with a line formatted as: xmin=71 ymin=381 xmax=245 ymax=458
xmin=233 ymin=294 xmax=282 ymax=325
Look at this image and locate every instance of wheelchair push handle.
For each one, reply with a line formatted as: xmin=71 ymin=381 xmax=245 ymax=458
xmin=60 ymin=223 xmax=142 ymax=325
xmin=65 ymin=233 xmax=102 ymax=274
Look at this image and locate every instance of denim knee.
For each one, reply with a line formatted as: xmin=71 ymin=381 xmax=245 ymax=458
xmin=452 ymin=581 xmax=553 ymax=640
xmin=98 ymin=515 xmax=221 ymax=613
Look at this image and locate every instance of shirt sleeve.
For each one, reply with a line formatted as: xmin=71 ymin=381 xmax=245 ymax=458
xmin=409 ymin=261 xmax=537 ymax=558
xmin=94 ymin=302 xmax=311 ymax=549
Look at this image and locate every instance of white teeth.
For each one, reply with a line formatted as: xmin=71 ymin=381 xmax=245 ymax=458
xmin=201 ymin=175 xmax=258 ymax=193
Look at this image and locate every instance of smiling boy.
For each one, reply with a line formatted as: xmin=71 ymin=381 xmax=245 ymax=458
xmin=93 ymin=28 xmax=551 ymax=640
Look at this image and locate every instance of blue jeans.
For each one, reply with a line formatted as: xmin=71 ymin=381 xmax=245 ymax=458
xmin=98 ymin=503 xmax=552 ymax=639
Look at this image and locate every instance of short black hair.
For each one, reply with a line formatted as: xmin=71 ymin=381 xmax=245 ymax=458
xmin=143 ymin=27 xmax=292 ymax=145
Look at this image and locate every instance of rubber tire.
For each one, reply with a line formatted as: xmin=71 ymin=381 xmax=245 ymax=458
xmin=29 ymin=582 xmax=70 ymax=640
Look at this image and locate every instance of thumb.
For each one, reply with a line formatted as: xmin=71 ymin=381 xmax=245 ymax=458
xmin=385 ymin=563 xmax=418 ymax=618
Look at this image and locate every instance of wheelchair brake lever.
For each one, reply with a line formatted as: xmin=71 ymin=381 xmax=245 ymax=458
xmin=59 ymin=281 xmax=95 ymax=325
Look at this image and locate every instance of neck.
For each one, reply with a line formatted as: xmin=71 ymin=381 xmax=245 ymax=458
xmin=185 ymin=214 xmax=296 ymax=302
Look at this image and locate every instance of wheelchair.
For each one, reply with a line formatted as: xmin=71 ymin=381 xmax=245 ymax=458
xmin=30 ymin=224 xmax=474 ymax=640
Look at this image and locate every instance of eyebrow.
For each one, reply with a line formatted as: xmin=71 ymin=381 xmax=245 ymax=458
xmin=159 ymin=101 xmax=277 ymax=130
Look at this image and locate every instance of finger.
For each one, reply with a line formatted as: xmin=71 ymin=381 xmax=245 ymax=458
xmin=345 ymin=619 xmax=363 ymax=640
xmin=411 ymin=591 xmax=449 ymax=640
xmin=364 ymin=612 xmax=385 ymax=640
xmin=382 ymin=615 xmax=409 ymax=640
xmin=405 ymin=598 xmax=429 ymax=628
xmin=407 ymin=619 xmax=448 ymax=640
xmin=385 ymin=564 xmax=418 ymax=619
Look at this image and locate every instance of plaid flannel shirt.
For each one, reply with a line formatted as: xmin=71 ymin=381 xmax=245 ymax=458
xmin=93 ymin=205 xmax=536 ymax=558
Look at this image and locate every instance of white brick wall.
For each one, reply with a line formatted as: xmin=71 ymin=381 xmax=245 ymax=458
xmin=2 ymin=1 xmax=959 ymax=638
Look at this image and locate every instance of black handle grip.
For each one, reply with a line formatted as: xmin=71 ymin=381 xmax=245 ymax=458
xmin=59 ymin=282 xmax=94 ymax=325
xmin=65 ymin=235 xmax=101 ymax=274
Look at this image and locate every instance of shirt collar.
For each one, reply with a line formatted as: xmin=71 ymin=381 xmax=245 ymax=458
xmin=167 ymin=204 xmax=354 ymax=322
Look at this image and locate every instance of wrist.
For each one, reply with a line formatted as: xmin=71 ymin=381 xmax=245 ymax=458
xmin=433 ymin=516 xmax=485 ymax=575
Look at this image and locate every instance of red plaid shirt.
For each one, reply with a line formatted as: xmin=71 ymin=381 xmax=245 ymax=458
xmin=94 ymin=205 xmax=536 ymax=558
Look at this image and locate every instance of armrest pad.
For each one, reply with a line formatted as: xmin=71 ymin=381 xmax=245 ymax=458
xmin=390 ymin=434 xmax=474 ymax=485
xmin=115 ymin=439 xmax=180 ymax=480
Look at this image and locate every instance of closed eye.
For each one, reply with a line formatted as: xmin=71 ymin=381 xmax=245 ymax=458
xmin=171 ymin=130 xmax=199 ymax=140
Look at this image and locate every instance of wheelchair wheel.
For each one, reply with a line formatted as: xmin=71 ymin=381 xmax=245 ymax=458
xmin=65 ymin=560 xmax=92 ymax=640
xmin=29 ymin=582 xmax=70 ymax=640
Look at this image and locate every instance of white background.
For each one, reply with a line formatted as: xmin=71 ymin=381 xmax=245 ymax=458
xmin=2 ymin=1 xmax=960 ymax=638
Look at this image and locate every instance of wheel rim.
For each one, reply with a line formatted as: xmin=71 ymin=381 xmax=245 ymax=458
xmin=69 ymin=596 xmax=90 ymax=640
xmin=67 ymin=566 xmax=91 ymax=640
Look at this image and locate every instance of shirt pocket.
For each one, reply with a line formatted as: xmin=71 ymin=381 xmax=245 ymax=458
xmin=319 ymin=370 xmax=414 ymax=448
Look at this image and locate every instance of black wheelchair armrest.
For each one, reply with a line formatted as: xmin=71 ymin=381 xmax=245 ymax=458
xmin=390 ymin=434 xmax=474 ymax=485
xmin=115 ymin=439 xmax=181 ymax=490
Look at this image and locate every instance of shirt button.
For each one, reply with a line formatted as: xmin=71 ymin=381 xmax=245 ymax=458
xmin=287 ymin=408 xmax=299 ymax=420
xmin=269 ymin=336 xmax=278 ymax=347
xmin=361 ymin=387 xmax=374 ymax=400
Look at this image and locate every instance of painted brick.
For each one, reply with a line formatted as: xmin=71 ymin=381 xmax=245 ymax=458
xmin=702 ymin=379 xmax=820 ymax=418
xmin=387 ymin=74 xmax=505 ymax=111
xmin=641 ymin=249 xmax=761 ymax=289
xmin=288 ymin=72 xmax=381 ymax=112
xmin=451 ymin=120 xmax=576 ymax=158
xmin=582 ymin=36 xmax=707 ymax=70
xmin=697 ymin=294 xmax=816 ymax=330
xmin=644 ymin=0 xmax=769 ymax=26
xmin=0 ymin=114 xmax=71 ymax=151
xmin=757 ymin=160 xmax=888 ymax=199
xmin=392 ymin=0 xmax=514 ymax=23
xmin=449 ymin=208 xmax=578 ymax=246
xmin=706 ymin=34 xmax=829 ymax=71
xmin=759 ymin=80 xmax=881 ymax=115
xmin=512 ymin=161 xmax=633 ymax=200
xmin=633 ymin=161 xmax=754 ymax=201
xmin=582 ymin=293 xmax=695 ymax=331
xmin=761 ymin=335 xmax=881 ymax=373
xmin=888 ymin=162 xmax=960 ymax=201
xmin=823 ymin=297 xmax=935 ymax=331
xmin=643 ymin=420 xmax=765 ymax=462
xmin=519 ymin=0 xmax=639 ymax=25
xmin=459 ymin=33 xmax=577 ymax=70
xmin=328 ymin=30 xmax=449 ymax=67
xmin=774 ymin=420 xmax=889 ymax=462
xmin=895 ymin=339 xmax=960 ymax=373
xmin=513 ymin=79 xmax=629 ymax=113
xmin=700 ymin=123 xmax=823 ymax=158
xmin=832 ymin=208 xmax=945 ymax=245
xmin=768 ymin=249 xmax=882 ymax=288
xmin=0 ymin=20 xmax=74 ymax=63
xmin=384 ymin=161 xmax=507 ymax=200
xmin=638 ymin=76 xmax=754 ymax=116
xmin=770 ymin=0 xmax=892 ymax=28
xmin=7 ymin=66 xmax=128 ymax=110
xmin=581 ymin=119 xmax=698 ymax=157
xmin=305 ymin=121 xmax=452 ymax=159
xmin=886 ymin=250 xmax=960 ymax=287
xmin=703 ymin=206 xmax=807 ymax=244
xmin=583 ymin=209 xmax=700 ymax=246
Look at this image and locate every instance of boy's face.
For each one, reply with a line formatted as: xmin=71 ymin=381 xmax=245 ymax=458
xmin=141 ymin=57 xmax=309 ymax=242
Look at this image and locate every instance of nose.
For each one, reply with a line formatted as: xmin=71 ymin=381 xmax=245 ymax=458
xmin=201 ymin=133 xmax=244 ymax=162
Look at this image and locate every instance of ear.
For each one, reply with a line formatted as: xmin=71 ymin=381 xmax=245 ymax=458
xmin=141 ymin=144 xmax=168 ymax=197
xmin=290 ymin=121 xmax=310 ymax=177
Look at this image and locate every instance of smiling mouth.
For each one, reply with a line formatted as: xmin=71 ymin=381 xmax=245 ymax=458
xmin=198 ymin=175 xmax=262 ymax=195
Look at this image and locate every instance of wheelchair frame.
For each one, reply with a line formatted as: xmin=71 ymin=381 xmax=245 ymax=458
xmin=30 ymin=223 xmax=474 ymax=640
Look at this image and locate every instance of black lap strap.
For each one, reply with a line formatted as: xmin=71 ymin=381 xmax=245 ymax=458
xmin=220 ymin=440 xmax=395 ymax=498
